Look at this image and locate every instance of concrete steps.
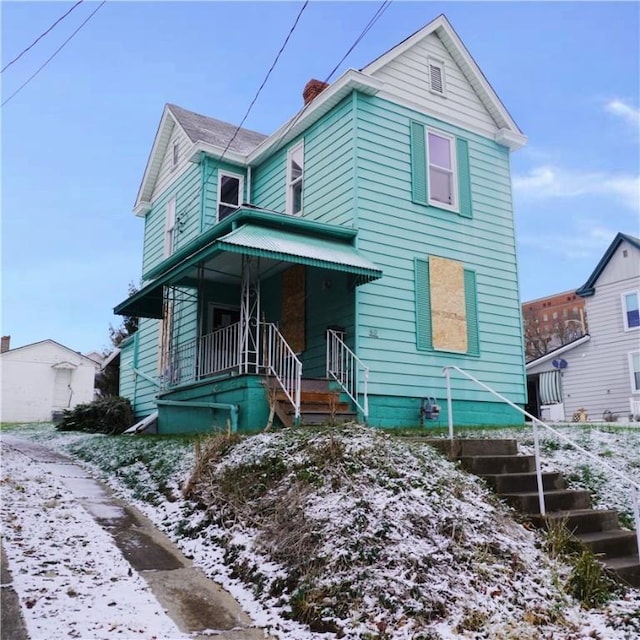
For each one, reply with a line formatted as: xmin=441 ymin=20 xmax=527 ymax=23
xmin=423 ymin=438 xmax=640 ymax=588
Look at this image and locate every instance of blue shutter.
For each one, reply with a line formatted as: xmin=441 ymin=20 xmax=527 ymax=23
xmin=456 ymin=138 xmax=472 ymax=219
xmin=464 ymin=268 xmax=479 ymax=355
xmin=410 ymin=121 xmax=428 ymax=205
xmin=415 ymin=258 xmax=432 ymax=350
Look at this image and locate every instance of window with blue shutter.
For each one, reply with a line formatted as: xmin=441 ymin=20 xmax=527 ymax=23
xmin=410 ymin=121 xmax=472 ymax=218
xmin=415 ymin=257 xmax=480 ymax=356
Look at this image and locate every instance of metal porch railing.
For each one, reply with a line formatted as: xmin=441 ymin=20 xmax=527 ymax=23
xmin=199 ymin=322 xmax=242 ymax=378
xmin=442 ymin=364 xmax=640 ymax=556
xmin=326 ymin=329 xmax=369 ymax=420
xmin=264 ymin=322 xmax=302 ymax=421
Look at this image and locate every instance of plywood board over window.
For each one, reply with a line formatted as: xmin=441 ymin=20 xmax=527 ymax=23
xmin=282 ymin=265 xmax=306 ymax=353
xmin=429 ymin=255 xmax=467 ymax=352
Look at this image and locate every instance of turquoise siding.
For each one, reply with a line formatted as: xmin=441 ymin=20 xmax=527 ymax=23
xmin=252 ymin=96 xmax=355 ymax=227
xmin=304 ymin=269 xmax=354 ymax=377
xmin=354 ymin=94 xmax=526 ymax=411
xmin=118 ymin=334 xmax=136 ymax=400
xmin=129 ymin=317 xmax=161 ymax=416
xmin=367 ymin=395 xmax=523 ymax=429
xmin=142 ymin=163 xmax=202 ymax=275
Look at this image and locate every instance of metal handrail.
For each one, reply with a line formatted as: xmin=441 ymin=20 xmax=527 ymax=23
xmin=264 ymin=322 xmax=302 ymax=421
xmin=199 ymin=322 xmax=242 ymax=378
xmin=326 ymin=329 xmax=369 ymax=419
xmin=442 ymin=364 xmax=640 ymax=555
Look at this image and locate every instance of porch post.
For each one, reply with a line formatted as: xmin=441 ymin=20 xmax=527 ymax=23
xmin=240 ymin=255 xmax=261 ymax=374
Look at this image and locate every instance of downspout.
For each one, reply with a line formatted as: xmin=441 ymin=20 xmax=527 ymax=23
xmin=156 ymin=399 xmax=239 ymax=432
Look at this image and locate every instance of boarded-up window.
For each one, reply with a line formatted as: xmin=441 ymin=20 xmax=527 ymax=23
xmin=415 ymin=256 xmax=479 ymax=356
xmin=282 ymin=265 xmax=306 ymax=353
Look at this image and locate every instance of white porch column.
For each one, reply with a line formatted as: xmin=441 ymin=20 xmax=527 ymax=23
xmin=240 ymin=255 xmax=261 ymax=374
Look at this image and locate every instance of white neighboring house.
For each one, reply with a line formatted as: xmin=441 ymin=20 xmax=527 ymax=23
xmin=0 ymin=338 xmax=101 ymax=422
xmin=526 ymin=233 xmax=640 ymax=422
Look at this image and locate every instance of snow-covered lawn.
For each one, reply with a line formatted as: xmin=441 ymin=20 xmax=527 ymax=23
xmin=2 ymin=422 xmax=639 ymax=640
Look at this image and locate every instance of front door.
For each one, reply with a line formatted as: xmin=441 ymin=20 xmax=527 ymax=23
xmin=208 ymin=305 xmax=241 ymax=333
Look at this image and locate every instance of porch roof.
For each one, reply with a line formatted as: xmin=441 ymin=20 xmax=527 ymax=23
xmin=114 ymin=218 xmax=382 ymax=319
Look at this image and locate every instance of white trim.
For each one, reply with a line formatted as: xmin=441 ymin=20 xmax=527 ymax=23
xmin=217 ymin=170 xmax=244 ymax=223
xmin=495 ymin=128 xmax=528 ymax=151
xmin=134 ymin=201 xmax=152 ymax=217
xmin=525 ymin=334 xmax=591 ymax=370
xmin=622 ymin=289 xmax=640 ymax=331
xmin=164 ymin=196 xmax=176 ymax=257
xmin=286 ymin=141 xmax=304 ymax=215
xmin=186 ymin=140 xmax=247 ymax=167
xmin=629 ymin=351 xmax=640 ymax=394
xmin=426 ymin=127 xmax=458 ymax=212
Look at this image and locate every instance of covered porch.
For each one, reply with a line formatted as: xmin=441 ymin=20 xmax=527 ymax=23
xmin=115 ymin=208 xmax=382 ymax=431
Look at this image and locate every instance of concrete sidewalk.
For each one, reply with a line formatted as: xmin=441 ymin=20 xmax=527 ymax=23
xmin=1 ymin=435 xmax=270 ymax=640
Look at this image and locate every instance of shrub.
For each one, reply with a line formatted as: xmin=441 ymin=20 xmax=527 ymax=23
xmin=56 ymin=396 xmax=134 ymax=434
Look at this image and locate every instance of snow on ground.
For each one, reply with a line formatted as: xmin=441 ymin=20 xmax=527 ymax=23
xmin=2 ymin=422 xmax=639 ymax=640
xmin=0 ymin=437 xmax=188 ymax=640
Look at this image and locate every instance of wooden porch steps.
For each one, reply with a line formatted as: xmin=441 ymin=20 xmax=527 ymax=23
xmin=269 ymin=378 xmax=357 ymax=428
xmin=419 ymin=438 xmax=640 ymax=588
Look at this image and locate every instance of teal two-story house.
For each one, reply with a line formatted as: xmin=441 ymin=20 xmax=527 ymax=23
xmin=115 ymin=14 xmax=528 ymax=433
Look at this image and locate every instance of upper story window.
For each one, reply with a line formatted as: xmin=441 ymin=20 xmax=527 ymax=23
xmin=629 ymin=351 xmax=640 ymax=393
xmin=164 ymin=197 xmax=176 ymax=257
xmin=427 ymin=130 xmax=458 ymax=211
xmin=428 ymin=58 xmax=446 ymax=96
xmin=218 ymin=172 xmax=243 ymax=222
xmin=287 ymin=141 xmax=304 ymax=215
xmin=171 ymin=141 xmax=179 ymax=168
xmin=622 ymin=290 xmax=640 ymax=330
xmin=410 ymin=121 xmax=472 ymax=218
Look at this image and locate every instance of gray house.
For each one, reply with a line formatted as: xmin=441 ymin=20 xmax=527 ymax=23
xmin=527 ymin=232 xmax=640 ymax=422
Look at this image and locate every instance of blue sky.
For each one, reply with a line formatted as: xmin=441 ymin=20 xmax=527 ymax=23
xmin=2 ymin=1 xmax=639 ymax=354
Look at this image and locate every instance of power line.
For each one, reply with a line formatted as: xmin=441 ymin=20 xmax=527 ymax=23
xmin=2 ymin=0 xmax=85 ymax=74
xmin=175 ymin=0 xmax=309 ymax=222
xmin=1 ymin=1 xmax=106 ymax=108
xmin=268 ymin=0 xmax=391 ymax=158
xmin=178 ymin=0 xmax=390 ymax=226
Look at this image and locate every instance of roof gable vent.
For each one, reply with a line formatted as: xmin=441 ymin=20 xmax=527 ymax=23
xmin=428 ymin=59 xmax=445 ymax=95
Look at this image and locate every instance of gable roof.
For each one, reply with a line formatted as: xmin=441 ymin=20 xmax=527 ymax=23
xmin=525 ymin=334 xmax=591 ymax=370
xmin=134 ymin=104 xmax=267 ymax=214
xmin=575 ymin=232 xmax=640 ymax=297
xmin=361 ymin=14 xmax=525 ymax=147
xmin=1 ymin=339 xmax=100 ymax=366
xmin=167 ymin=104 xmax=267 ymax=154
xmin=134 ymin=14 xmax=525 ymax=214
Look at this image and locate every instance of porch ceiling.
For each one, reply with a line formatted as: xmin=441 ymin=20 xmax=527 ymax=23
xmin=114 ymin=216 xmax=382 ymax=319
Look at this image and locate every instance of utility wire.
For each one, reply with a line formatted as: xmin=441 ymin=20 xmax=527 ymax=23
xmin=268 ymin=0 xmax=391 ymax=158
xmin=175 ymin=0 xmax=309 ymax=222
xmin=177 ymin=0 xmax=390 ymax=227
xmin=2 ymin=0 xmax=85 ymax=74
xmin=2 ymin=1 xmax=106 ymax=108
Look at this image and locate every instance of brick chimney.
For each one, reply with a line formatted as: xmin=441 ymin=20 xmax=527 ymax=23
xmin=1 ymin=336 xmax=10 ymax=353
xmin=303 ymin=79 xmax=329 ymax=106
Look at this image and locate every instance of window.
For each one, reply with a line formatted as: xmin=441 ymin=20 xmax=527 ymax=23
xmin=414 ymin=256 xmax=479 ymax=356
xmin=428 ymin=58 xmax=446 ymax=95
xmin=287 ymin=141 xmax=304 ymax=215
xmin=427 ymin=130 xmax=457 ymax=210
xmin=410 ymin=121 xmax=472 ymax=218
xmin=622 ymin=291 xmax=639 ymax=330
xmin=172 ymin=141 xmax=179 ymax=168
xmin=629 ymin=351 xmax=640 ymax=393
xmin=217 ymin=172 xmax=243 ymax=221
xmin=164 ymin=197 xmax=176 ymax=257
